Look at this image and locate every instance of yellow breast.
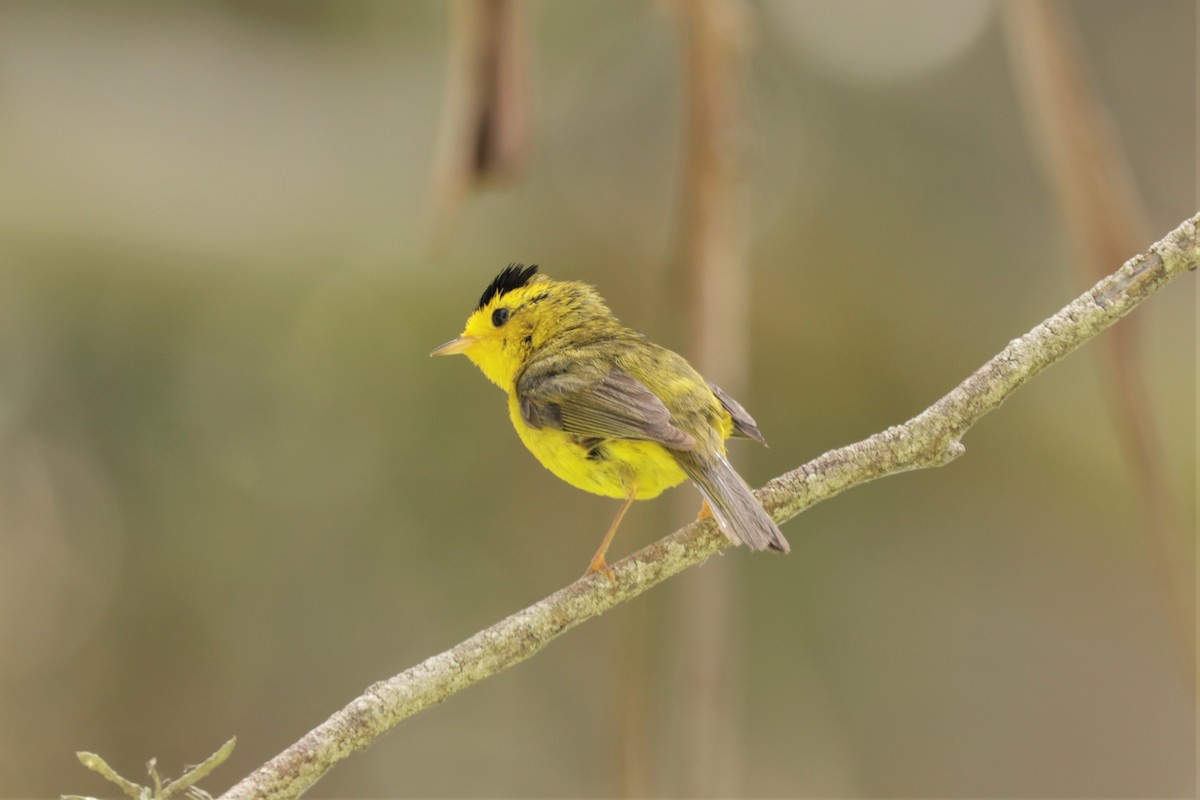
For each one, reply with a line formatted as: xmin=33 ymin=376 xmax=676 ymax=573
xmin=506 ymin=393 xmax=688 ymax=500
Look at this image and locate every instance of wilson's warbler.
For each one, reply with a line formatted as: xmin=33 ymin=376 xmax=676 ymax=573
xmin=432 ymin=264 xmax=789 ymax=578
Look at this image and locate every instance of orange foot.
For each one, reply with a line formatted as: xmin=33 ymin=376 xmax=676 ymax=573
xmin=585 ymin=556 xmax=617 ymax=586
xmin=697 ymin=498 xmax=713 ymax=521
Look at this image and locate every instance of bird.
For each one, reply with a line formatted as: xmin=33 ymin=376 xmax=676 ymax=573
xmin=431 ymin=264 xmax=789 ymax=579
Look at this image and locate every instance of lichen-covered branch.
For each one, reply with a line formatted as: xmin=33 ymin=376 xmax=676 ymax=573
xmin=219 ymin=213 xmax=1197 ymax=800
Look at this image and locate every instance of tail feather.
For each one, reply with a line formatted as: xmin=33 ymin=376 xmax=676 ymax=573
xmin=680 ymin=451 xmax=790 ymax=554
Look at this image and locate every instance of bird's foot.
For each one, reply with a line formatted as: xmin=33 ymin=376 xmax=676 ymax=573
xmin=584 ymin=557 xmax=617 ymax=586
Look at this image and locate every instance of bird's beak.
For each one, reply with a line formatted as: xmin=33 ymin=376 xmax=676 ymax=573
xmin=430 ymin=336 xmax=476 ymax=357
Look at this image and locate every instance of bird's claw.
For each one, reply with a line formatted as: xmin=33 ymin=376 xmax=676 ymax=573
xmin=584 ymin=559 xmax=617 ymax=586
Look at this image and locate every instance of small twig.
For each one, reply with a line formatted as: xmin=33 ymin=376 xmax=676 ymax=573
xmin=219 ymin=213 xmax=1197 ymax=800
xmin=161 ymin=738 xmax=237 ymax=800
xmin=64 ymin=738 xmax=236 ymax=800
xmin=64 ymin=751 xmax=145 ymax=800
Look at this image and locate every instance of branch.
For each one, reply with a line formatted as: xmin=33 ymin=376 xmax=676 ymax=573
xmin=219 ymin=213 xmax=1198 ymax=800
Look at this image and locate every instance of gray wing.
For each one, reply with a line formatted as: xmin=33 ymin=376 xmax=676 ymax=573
xmin=518 ymin=362 xmax=697 ymax=451
xmin=708 ymin=381 xmax=766 ymax=445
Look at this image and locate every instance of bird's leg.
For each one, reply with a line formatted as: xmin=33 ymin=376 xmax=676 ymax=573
xmin=697 ymin=497 xmax=713 ymax=520
xmin=586 ymin=482 xmax=637 ymax=584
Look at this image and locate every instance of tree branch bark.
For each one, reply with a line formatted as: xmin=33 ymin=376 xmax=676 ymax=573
xmin=218 ymin=212 xmax=1198 ymax=800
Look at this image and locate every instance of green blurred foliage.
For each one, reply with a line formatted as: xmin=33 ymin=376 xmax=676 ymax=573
xmin=0 ymin=0 xmax=1193 ymax=797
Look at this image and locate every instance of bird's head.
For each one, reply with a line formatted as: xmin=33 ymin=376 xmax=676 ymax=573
xmin=431 ymin=264 xmax=614 ymax=390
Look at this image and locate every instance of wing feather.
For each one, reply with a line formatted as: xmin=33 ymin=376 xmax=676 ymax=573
xmin=707 ymin=381 xmax=766 ymax=445
xmin=518 ymin=363 xmax=696 ymax=451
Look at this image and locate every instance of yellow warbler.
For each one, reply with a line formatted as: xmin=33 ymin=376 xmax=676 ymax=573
xmin=432 ymin=264 xmax=789 ymax=577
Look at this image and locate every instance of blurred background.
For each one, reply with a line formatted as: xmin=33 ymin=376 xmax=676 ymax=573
xmin=0 ymin=0 xmax=1194 ymax=797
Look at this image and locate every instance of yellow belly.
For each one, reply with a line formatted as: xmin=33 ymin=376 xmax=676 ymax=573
xmin=507 ymin=394 xmax=688 ymax=500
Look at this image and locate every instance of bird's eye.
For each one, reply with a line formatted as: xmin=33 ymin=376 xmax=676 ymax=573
xmin=492 ymin=307 xmax=510 ymax=327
